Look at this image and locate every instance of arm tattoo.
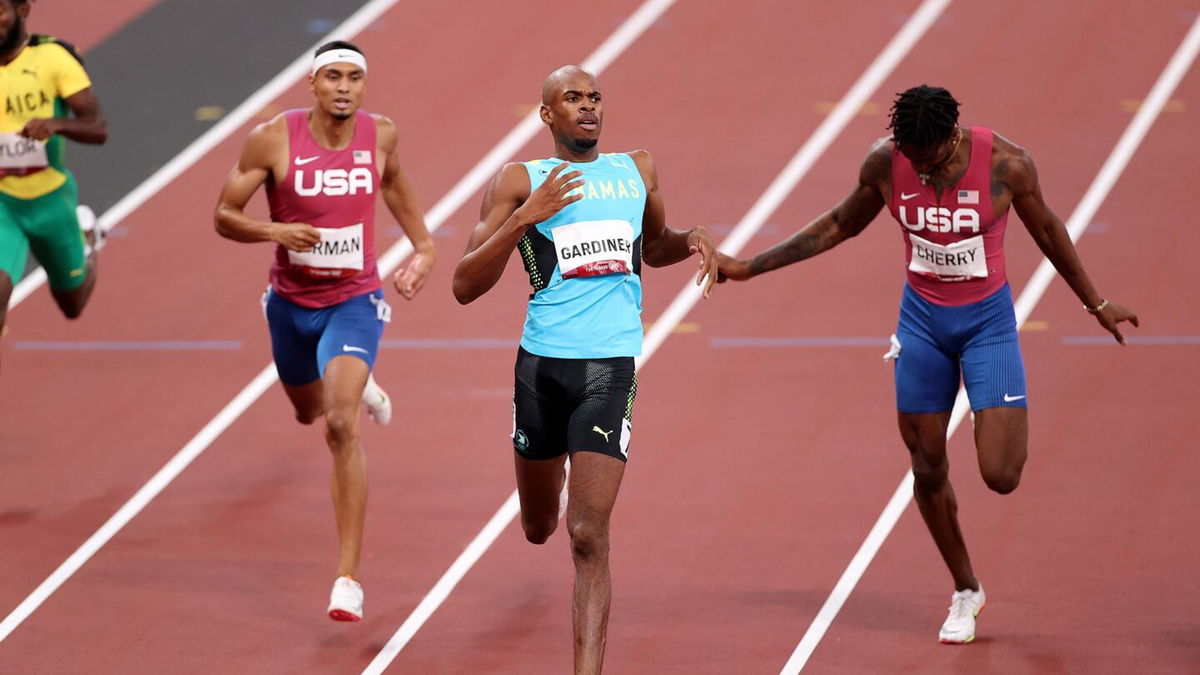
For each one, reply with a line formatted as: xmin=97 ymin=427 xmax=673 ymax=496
xmin=749 ymin=231 xmax=826 ymax=275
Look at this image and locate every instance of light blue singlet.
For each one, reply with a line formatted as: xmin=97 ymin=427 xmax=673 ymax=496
xmin=517 ymin=153 xmax=648 ymax=359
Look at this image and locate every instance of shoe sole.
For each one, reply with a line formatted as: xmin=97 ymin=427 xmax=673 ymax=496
xmin=328 ymin=609 xmax=362 ymax=622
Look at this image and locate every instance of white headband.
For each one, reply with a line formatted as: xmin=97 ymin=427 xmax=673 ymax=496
xmin=311 ymin=49 xmax=368 ymax=77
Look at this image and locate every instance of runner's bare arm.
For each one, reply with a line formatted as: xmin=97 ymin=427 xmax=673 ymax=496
xmin=376 ymin=117 xmax=437 ymax=299
xmin=718 ymin=142 xmax=888 ymax=282
xmin=1004 ymin=148 xmax=1139 ymax=343
xmin=452 ymin=162 xmax=582 ymax=304
xmin=213 ymin=118 xmax=319 ymax=252
xmin=632 ymin=150 xmax=718 ymax=298
xmin=19 ymin=88 xmax=106 ymax=144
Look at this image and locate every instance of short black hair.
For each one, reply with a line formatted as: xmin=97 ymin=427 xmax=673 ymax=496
xmin=888 ymin=85 xmax=960 ymax=149
xmin=315 ymin=40 xmax=363 ymax=58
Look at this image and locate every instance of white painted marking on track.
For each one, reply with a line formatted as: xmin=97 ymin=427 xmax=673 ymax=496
xmin=0 ymin=0 xmax=678 ymax=652
xmin=6 ymin=1 xmax=399 ymax=311
xmin=778 ymin=12 xmax=1200 ymax=674
xmin=362 ymin=0 xmax=952 ymax=671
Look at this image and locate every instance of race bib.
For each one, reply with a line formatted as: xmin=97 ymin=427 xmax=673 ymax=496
xmin=287 ymin=223 xmax=364 ymax=279
xmin=0 ymin=132 xmax=48 ymax=172
xmin=908 ymin=233 xmax=988 ymax=282
xmin=551 ymin=220 xmax=634 ymax=279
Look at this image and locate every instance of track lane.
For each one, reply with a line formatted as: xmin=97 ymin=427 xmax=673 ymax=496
xmin=381 ymin=1 xmax=943 ymax=673
xmin=1 ymin=1 xmax=1193 ymax=673
xmin=787 ymin=2 xmax=1200 ymax=672
xmin=0 ymin=1 xmax=670 ymax=671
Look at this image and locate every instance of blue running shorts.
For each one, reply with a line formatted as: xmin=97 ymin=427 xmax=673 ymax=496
xmin=264 ymin=287 xmax=389 ymax=386
xmin=893 ymin=282 xmax=1027 ymax=414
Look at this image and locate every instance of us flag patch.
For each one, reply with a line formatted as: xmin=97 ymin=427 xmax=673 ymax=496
xmin=957 ymin=189 xmax=979 ymax=204
xmin=353 ymin=150 xmax=371 ymax=165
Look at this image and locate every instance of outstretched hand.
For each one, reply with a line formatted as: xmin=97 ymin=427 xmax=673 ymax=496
xmin=716 ymin=252 xmax=752 ymax=283
xmin=1094 ymin=300 xmax=1139 ymax=345
xmin=687 ymin=227 xmax=718 ymax=298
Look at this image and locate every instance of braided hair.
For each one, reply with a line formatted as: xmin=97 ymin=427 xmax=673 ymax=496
xmin=888 ymin=85 xmax=960 ymax=149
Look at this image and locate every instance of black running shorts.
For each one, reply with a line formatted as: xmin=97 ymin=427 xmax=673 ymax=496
xmin=512 ymin=346 xmax=637 ymax=462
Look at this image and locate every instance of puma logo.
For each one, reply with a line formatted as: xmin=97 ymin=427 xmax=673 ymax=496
xmin=592 ymin=426 xmax=613 ymax=442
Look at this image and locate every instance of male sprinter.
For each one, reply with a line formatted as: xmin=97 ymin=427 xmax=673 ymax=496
xmin=0 ymin=0 xmax=107 ymax=366
xmin=718 ymin=85 xmax=1137 ymax=644
xmin=453 ymin=65 xmax=717 ymax=674
xmin=214 ymin=41 xmax=436 ymax=621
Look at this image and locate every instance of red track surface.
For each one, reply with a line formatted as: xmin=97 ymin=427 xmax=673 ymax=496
xmin=1 ymin=1 xmax=1197 ymax=673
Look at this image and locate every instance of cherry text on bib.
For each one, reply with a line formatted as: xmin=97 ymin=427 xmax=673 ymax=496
xmin=287 ymin=223 xmax=365 ymax=279
xmin=551 ymin=220 xmax=635 ymax=279
xmin=907 ymin=232 xmax=988 ymax=282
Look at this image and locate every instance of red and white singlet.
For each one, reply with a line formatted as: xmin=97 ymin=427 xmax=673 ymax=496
xmin=267 ymin=109 xmax=381 ymax=308
xmin=888 ymin=126 xmax=1009 ymax=306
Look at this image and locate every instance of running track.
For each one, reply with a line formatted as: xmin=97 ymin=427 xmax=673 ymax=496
xmin=1 ymin=1 xmax=1197 ymax=673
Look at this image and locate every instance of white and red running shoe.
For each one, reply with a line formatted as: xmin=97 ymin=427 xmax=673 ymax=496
xmin=328 ymin=576 xmax=363 ymax=622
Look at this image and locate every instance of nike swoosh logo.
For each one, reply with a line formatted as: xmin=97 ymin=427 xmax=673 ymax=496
xmin=295 ymin=155 xmax=320 ymax=166
xmin=342 ymin=345 xmax=368 ymax=354
xmin=900 ymin=192 xmax=919 ymax=200
xmin=1003 ymin=394 xmax=1026 ymax=402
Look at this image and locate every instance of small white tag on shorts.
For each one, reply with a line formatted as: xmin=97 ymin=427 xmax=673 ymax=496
xmin=907 ymin=233 xmax=987 ymax=282
xmin=551 ymin=220 xmax=634 ymax=279
xmin=883 ymin=333 xmax=901 ymax=362
xmin=369 ymin=293 xmax=392 ymax=323
xmin=288 ymin=223 xmax=364 ymax=277
xmin=0 ymin=132 xmax=48 ymax=171
xmin=260 ymin=286 xmax=270 ymax=322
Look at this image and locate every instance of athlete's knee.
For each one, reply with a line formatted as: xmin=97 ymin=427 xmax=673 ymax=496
xmin=521 ymin=516 xmax=557 ymax=545
xmin=568 ymin=518 xmax=609 ymax=563
xmin=53 ymin=288 xmax=89 ymax=320
xmin=982 ymin=466 xmax=1021 ymax=495
xmin=323 ymin=407 xmax=359 ymax=447
xmin=60 ymin=302 xmax=85 ymax=320
xmin=295 ymin=407 xmax=322 ymax=425
xmin=910 ymin=455 xmax=949 ymax=492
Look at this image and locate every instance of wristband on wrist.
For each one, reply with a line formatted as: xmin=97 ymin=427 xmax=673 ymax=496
xmin=1085 ymin=298 xmax=1109 ymax=314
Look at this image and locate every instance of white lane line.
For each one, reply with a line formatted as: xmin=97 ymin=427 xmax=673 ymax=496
xmin=0 ymin=0 xmax=676 ymax=649
xmin=7 ymin=0 xmax=405 ymax=310
xmin=361 ymin=1 xmax=949 ymax=671
xmin=778 ymin=13 xmax=1200 ymax=675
